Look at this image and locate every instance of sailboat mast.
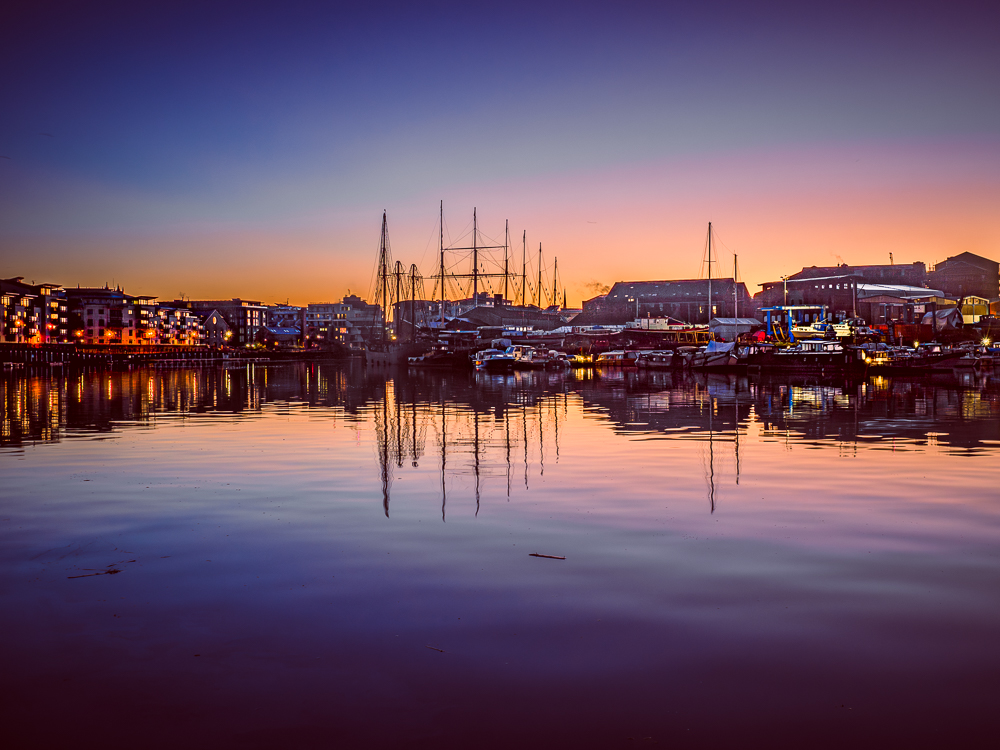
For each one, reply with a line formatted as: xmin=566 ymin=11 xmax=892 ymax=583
xmin=439 ymin=200 xmax=445 ymax=325
xmin=394 ymin=261 xmax=403 ymax=339
xmin=707 ymin=222 xmax=713 ymax=323
xmin=472 ymin=208 xmax=478 ymax=307
xmin=410 ymin=263 xmax=417 ymax=343
xmin=504 ymin=220 xmax=509 ymax=303
xmin=552 ymin=257 xmax=558 ymax=308
xmin=380 ymin=211 xmax=389 ymax=344
xmin=537 ymin=243 xmax=543 ymax=307
xmin=521 ymin=232 xmax=527 ymax=306
xmin=733 ymin=252 xmax=738 ymax=320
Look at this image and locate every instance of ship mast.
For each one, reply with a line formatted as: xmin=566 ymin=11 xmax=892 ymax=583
xmin=521 ymin=231 xmax=527 ymax=306
xmin=537 ymin=243 xmax=543 ymax=307
xmin=552 ymin=257 xmax=558 ymax=309
xmin=472 ymin=208 xmax=478 ymax=306
xmin=504 ymin=220 xmax=510 ymax=303
xmin=733 ymin=252 xmax=738 ymax=320
xmin=379 ymin=211 xmax=389 ymax=345
xmin=707 ymin=221 xmax=712 ymax=325
xmin=393 ymin=260 xmax=403 ymax=339
xmin=410 ymin=263 xmax=418 ymax=343
xmin=439 ymin=200 xmax=445 ymax=325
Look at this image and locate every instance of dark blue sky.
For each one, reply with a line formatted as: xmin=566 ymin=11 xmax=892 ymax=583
xmin=2 ymin=1 xmax=998 ymax=301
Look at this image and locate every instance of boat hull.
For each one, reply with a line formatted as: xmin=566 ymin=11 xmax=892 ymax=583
xmin=366 ymin=343 xmax=425 ymax=366
xmin=746 ymin=350 xmax=867 ymax=374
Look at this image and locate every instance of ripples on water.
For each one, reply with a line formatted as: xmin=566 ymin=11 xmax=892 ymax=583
xmin=1 ymin=364 xmax=999 ymax=748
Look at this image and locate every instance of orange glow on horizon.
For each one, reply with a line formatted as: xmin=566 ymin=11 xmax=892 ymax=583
xmin=5 ymin=140 xmax=998 ymax=307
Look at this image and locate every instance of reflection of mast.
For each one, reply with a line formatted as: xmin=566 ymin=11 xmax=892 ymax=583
xmin=702 ymin=385 xmax=716 ymax=514
xmin=734 ymin=381 xmax=741 ymax=485
xmin=440 ymin=397 xmax=447 ymax=522
xmin=395 ymin=388 xmax=403 ymax=468
xmin=473 ymin=410 xmax=481 ymax=517
xmin=553 ymin=398 xmax=560 ymax=461
xmin=538 ymin=401 xmax=545 ymax=475
xmin=411 ymin=398 xmax=419 ymax=467
xmin=523 ymin=403 xmax=529 ymax=489
xmin=505 ymin=407 xmax=511 ymax=498
xmin=380 ymin=390 xmax=391 ymax=517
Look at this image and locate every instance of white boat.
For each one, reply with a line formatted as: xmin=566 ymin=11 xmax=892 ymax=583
xmin=635 ymin=350 xmax=675 ymax=370
xmin=689 ymin=341 xmax=739 ymax=369
xmin=595 ymin=350 xmax=640 ymax=368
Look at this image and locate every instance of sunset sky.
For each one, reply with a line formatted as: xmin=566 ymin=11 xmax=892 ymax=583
xmin=2 ymin=1 xmax=998 ymax=306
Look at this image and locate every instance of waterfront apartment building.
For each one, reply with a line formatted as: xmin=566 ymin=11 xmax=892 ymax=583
xmin=1 ymin=277 xmax=69 ymax=344
xmin=267 ymin=304 xmax=303 ymax=329
xmin=157 ymin=306 xmax=203 ymax=345
xmin=167 ymin=298 xmax=267 ymax=346
xmin=302 ymin=303 xmax=347 ymax=345
xmin=65 ymin=286 xmax=159 ymax=345
xmin=198 ymin=310 xmax=232 ymax=348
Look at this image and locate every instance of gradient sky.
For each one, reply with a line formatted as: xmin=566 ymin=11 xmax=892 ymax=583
xmin=2 ymin=0 xmax=998 ymax=305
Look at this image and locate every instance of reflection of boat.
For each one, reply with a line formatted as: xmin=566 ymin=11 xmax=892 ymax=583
xmin=595 ymin=350 xmax=640 ymax=368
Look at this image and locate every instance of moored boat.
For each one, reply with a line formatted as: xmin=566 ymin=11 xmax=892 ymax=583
xmin=746 ymin=339 xmax=867 ymax=375
xmin=689 ymin=340 xmax=740 ymax=370
xmin=595 ymin=350 xmax=640 ymax=368
xmin=635 ymin=350 xmax=675 ymax=370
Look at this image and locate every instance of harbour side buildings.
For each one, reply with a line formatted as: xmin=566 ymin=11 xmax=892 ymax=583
xmin=575 ymin=279 xmax=755 ymax=326
xmin=165 ymin=298 xmax=266 ymax=346
xmin=1 ymin=277 xmax=70 ymax=344
xmin=3 ymin=248 xmax=997 ymax=348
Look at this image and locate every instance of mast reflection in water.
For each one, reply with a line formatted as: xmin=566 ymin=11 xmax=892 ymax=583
xmin=2 ymin=363 xmax=999 ymax=749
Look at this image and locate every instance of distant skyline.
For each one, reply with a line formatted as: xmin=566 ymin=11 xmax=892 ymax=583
xmin=2 ymin=1 xmax=998 ymax=306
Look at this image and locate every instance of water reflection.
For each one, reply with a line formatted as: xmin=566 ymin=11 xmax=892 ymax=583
xmin=4 ymin=363 xmax=998 ymax=454
xmin=4 ymin=363 xmax=999 ymax=522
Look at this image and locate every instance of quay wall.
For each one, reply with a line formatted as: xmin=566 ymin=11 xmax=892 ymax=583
xmin=0 ymin=343 xmax=350 ymax=369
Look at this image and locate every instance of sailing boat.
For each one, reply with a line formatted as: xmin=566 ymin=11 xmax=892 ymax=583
xmin=365 ymin=211 xmax=426 ymax=366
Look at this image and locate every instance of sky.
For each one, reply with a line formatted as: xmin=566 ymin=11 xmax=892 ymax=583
xmin=2 ymin=0 xmax=998 ymax=306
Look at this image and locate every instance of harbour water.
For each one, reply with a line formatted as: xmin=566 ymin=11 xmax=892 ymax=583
xmin=2 ymin=364 xmax=999 ymax=748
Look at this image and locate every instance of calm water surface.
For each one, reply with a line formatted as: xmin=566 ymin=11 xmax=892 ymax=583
xmin=2 ymin=364 xmax=999 ymax=748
